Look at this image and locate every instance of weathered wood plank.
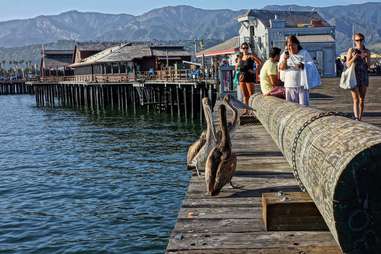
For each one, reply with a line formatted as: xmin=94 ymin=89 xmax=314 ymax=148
xmin=167 ymin=247 xmax=341 ymax=254
xmin=262 ymin=192 xmax=328 ymax=231
xmin=167 ymin=231 xmax=339 ymax=251
xmin=173 ymin=218 xmax=264 ymax=233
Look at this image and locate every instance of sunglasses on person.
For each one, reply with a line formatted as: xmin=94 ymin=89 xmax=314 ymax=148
xmin=355 ymin=39 xmax=364 ymax=42
xmin=241 ymin=47 xmax=248 ymax=50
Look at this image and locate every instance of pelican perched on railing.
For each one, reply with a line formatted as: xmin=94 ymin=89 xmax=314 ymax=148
xmin=205 ymin=104 xmax=237 ymax=196
xmin=187 ymin=98 xmax=217 ymax=177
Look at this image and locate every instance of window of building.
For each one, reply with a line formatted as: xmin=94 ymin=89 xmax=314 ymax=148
xmin=250 ymin=26 xmax=255 ymax=37
xmin=112 ymin=63 xmax=119 ymax=74
xmin=120 ymin=63 xmax=126 ymax=73
xmin=106 ymin=64 xmax=112 ymax=74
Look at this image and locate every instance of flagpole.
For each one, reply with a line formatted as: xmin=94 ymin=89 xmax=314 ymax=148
xmin=352 ymin=24 xmax=355 ymax=48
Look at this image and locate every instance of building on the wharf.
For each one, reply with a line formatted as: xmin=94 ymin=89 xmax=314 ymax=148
xmin=40 ymin=50 xmax=74 ymax=80
xmin=72 ymin=42 xmax=119 ymax=64
xmin=69 ymin=43 xmax=192 ymax=82
xmin=196 ymin=36 xmax=240 ymax=66
xmin=194 ymin=36 xmax=240 ymax=84
xmin=237 ymin=9 xmax=336 ymax=77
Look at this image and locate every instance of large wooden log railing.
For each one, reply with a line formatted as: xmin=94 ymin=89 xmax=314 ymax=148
xmin=251 ymin=94 xmax=381 ymax=253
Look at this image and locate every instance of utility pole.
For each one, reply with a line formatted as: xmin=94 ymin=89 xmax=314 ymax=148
xmin=194 ymin=39 xmax=198 ymax=62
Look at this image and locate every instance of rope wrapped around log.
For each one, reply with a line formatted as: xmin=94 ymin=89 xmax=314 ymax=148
xmin=250 ymin=94 xmax=381 ymax=253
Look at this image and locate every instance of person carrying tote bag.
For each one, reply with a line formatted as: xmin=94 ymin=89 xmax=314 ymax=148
xmin=339 ymin=64 xmax=357 ymax=90
xmin=344 ymin=33 xmax=370 ymax=121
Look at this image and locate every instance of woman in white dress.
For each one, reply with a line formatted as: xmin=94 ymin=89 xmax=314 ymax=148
xmin=279 ymin=35 xmax=314 ymax=106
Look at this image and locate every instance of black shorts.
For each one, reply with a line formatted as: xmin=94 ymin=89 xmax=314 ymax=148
xmin=240 ymin=72 xmax=255 ymax=83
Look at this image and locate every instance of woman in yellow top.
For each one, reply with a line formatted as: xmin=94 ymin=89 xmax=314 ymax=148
xmin=260 ymin=47 xmax=281 ymax=95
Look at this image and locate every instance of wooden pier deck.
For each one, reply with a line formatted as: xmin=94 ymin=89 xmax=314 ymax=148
xmin=166 ymin=76 xmax=381 ymax=254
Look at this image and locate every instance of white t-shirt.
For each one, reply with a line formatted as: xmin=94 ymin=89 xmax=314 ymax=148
xmin=279 ymin=51 xmax=305 ymax=88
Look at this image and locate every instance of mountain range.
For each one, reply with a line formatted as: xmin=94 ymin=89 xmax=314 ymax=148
xmin=0 ymin=3 xmax=381 ymax=64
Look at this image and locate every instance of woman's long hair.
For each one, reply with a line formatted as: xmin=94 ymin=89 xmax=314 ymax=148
xmin=286 ymin=35 xmax=303 ymax=51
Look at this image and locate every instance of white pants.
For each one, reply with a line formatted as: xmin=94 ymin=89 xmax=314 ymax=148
xmin=286 ymin=87 xmax=309 ymax=106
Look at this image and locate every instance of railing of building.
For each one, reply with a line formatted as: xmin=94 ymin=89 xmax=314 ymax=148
xmin=40 ymin=69 xmax=218 ymax=83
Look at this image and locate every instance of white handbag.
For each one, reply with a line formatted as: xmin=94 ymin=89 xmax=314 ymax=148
xmin=339 ymin=64 xmax=357 ymax=90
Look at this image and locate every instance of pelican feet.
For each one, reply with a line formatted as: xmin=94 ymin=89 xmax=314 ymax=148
xmin=229 ymin=181 xmax=243 ymax=189
xmin=195 ymin=165 xmax=202 ymax=178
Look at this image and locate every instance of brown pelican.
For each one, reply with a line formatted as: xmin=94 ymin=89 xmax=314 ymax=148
xmin=186 ymin=131 xmax=206 ymax=170
xmin=187 ymin=98 xmax=217 ymax=177
xmin=220 ymin=95 xmax=240 ymax=139
xmin=205 ymin=104 xmax=237 ymax=196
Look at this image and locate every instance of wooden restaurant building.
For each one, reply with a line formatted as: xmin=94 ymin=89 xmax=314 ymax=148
xmin=69 ymin=43 xmax=192 ymax=82
xmin=41 ymin=42 xmax=118 ymax=80
xmin=40 ymin=50 xmax=74 ymax=79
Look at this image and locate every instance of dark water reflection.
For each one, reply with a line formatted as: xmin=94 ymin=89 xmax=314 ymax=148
xmin=0 ymin=96 xmax=197 ymax=254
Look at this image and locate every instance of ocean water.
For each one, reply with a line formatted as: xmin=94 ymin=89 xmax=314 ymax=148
xmin=0 ymin=95 xmax=196 ymax=254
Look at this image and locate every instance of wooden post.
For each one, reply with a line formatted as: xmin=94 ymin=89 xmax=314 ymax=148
xmin=124 ymin=85 xmax=128 ymax=114
xmin=95 ymin=86 xmax=100 ymax=114
xmin=199 ymin=86 xmax=203 ymax=123
xmin=170 ymin=86 xmax=174 ymax=118
xmin=110 ymin=86 xmax=114 ymax=111
xmin=89 ymin=86 xmax=93 ymax=112
xmin=183 ymin=85 xmax=188 ymax=121
xmin=191 ymin=85 xmax=194 ymax=123
xmin=132 ymin=86 xmax=136 ymax=114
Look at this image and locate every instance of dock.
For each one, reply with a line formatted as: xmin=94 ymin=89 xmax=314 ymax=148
xmin=166 ymin=76 xmax=381 ymax=253
xmin=0 ymin=80 xmax=34 ymax=95
xmin=29 ymin=79 xmax=218 ymax=123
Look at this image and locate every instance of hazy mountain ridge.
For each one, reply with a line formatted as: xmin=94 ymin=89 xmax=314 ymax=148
xmin=0 ymin=6 xmax=243 ymax=48
xmin=0 ymin=3 xmax=381 ymax=63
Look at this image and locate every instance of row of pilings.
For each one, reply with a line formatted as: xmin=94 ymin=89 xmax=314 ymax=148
xmin=0 ymin=82 xmax=34 ymax=95
xmin=33 ymin=82 xmax=217 ymax=123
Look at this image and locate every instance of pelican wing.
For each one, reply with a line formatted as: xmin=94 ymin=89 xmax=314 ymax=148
xmin=205 ymin=148 xmax=222 ymax=194
xmin=212 ymin=153 xmax=237 ymax=196
xmin=187 ymin=132 xmax=206 ymax=168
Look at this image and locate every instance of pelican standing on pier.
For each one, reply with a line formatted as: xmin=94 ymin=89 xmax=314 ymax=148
xmin=222 ymin=95 xmax=240 ymax=138
xmin=187 ymin=98 xmax=217 ymax=177
xmin=205 ymin=104 xmax=237 ymax=196
xmin=187 ymin=131 xmax=206 ymax=170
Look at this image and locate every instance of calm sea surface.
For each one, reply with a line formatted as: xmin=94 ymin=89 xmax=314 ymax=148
xmin=0 ymin=95 xmax=197 ymax=254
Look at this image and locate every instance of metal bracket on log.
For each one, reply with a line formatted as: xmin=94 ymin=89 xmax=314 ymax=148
xmin=251 ymin=94 xmax=381 ymax=253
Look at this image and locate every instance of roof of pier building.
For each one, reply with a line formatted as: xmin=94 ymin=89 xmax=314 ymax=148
xmin=70 ymin=44 xmax=191 ymax=68
xmin=196 ymin=36 xmax=240 ymax=58
xmin=240 ymin=9 xmax=331 ymax=28
xmin=73 ymin=42 xmax=120 ymax=63
xmin=42 ymin=50 xmax=74 ymax=70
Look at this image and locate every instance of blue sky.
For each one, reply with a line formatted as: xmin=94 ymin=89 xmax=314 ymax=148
xmin=1 ymin=0 xmax=378 ymax=21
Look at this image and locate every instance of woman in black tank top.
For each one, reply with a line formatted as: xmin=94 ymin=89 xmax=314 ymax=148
xmin=239 ymin=42 xmax=262 ymax=114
